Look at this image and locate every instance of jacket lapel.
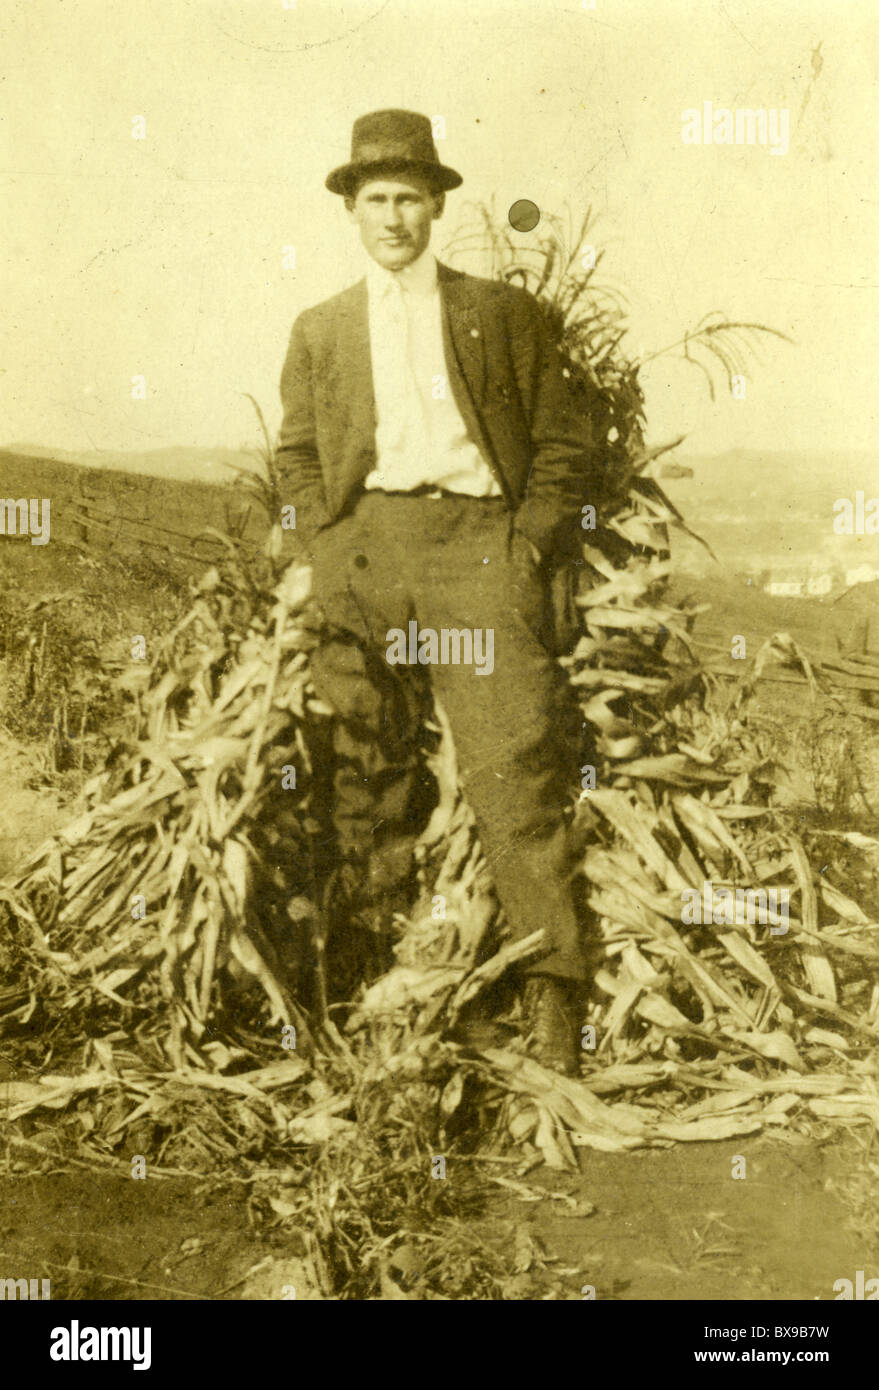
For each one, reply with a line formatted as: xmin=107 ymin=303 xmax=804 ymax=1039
xmin=332 ymin=278 xmax=375 ymax=430
xmin=438 ymin=263 xmax=487 ymax=409
xmin=330 ymin=279 xmax=377 ymax=501
xmin=437 ymin=263 xmax=510 ymax=494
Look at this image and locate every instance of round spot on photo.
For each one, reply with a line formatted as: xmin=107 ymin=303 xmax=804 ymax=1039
xmin=508 ymin=199 xmax=540 ymax=233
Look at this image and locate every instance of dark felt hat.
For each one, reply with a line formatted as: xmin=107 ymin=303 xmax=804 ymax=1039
xmin=326 ymin=109 xmax=463 ymax=196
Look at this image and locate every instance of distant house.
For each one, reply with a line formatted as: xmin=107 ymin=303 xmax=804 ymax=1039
xmin=845 ymin=565 xmax=879 ymax=588
xmin=764 ymin=569 xmax=833 ymax=599
xmin=765 ymin=579 xmax=803 ymax=597
xmin=807 ymin=573 xmax=832 ymax=596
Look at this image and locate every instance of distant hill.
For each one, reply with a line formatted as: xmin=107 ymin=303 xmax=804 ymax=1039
xmin=5 ymin=442 xmax=870 ymax=496
xmin=0 ymin=445 xmax=270 ymax=567
xmin=1 ymin=443 xmax=260 ymax=485
xmin=659 ymin=448 xmax=877 ymax=577
xmin=2 ymin=441 xmax=874 ymax=580
xmin=660 ymin=448 xmax=876 ymax=510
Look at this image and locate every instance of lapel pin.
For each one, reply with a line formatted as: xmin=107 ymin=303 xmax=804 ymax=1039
xmin=470 ymin=328 xmax=480 ymax=338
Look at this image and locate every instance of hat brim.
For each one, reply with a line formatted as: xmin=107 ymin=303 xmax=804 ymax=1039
xmin=326 ymin=158 xmax=462 ymax=196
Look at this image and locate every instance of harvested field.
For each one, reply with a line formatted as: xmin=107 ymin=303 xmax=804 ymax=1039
xmin=2 ymin=494 xmax=879 ymax=1299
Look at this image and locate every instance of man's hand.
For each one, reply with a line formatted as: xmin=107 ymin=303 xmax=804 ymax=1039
xmin=274 ymin=561 xmax=313 ymax=610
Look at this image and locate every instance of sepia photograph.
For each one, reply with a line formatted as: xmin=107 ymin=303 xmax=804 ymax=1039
xmin=1 ymin=0 xmax=878 ymax=1340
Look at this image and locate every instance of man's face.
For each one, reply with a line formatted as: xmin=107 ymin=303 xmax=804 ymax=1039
xmin=346 ymin=174 xmax=443 ymax=271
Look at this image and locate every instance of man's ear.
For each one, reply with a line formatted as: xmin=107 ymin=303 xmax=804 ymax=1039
xmin=431 ymin=192 xmax=445 ymax=219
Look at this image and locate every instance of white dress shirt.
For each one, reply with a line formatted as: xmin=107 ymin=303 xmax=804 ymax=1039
xmin=362 ymin=249 xmax=502 ymax=497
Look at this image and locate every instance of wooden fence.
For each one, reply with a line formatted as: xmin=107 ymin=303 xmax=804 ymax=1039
xmin=0 ymin=450 xmax=271 ymax=573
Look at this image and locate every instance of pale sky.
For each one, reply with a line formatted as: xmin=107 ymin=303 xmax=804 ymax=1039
xmin=1 ymin=0 xmax=877 ymax=460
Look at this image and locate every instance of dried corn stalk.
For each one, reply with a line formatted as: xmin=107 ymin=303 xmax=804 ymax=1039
xmin=1 ymin=466 xmax=878 ymax=1176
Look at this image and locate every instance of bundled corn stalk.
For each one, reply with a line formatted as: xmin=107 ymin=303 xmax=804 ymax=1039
xmin=344 ymin=489 xmax=879 ymax=1166
xmin=3 ymin=480 xmax=879 ymax=1175
xmin=2 ymin=207 xmax=879 ymax=1180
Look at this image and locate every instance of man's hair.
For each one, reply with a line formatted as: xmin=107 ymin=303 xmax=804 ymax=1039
xmin=345 ymin=164 xmax=446 ymax=201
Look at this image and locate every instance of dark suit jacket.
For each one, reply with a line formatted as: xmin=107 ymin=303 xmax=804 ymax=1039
xmin=277 ymin=261 xmax=607 ymax=562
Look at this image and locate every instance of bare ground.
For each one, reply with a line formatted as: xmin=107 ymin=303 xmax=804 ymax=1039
xmin=1 ymin=1130 xmax=875 ymax=1300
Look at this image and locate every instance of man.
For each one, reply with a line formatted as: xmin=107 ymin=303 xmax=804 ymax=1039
xmin=277 ymin=109 xmax=607 ymax=1072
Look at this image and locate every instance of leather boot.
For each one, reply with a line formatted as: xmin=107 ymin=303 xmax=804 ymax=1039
xmin=321 ymin=857 xmax=391 ymax=1000
xmin=523 ymin=975 xmax=582 ymax=1076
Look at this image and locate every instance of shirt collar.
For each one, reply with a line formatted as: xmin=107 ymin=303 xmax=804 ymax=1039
xmin=366 ymin=247 xmax=438 ymax=300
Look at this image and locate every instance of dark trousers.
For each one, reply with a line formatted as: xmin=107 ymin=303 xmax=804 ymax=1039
xmin=308 ymin=491 xmax=587 ymax=979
